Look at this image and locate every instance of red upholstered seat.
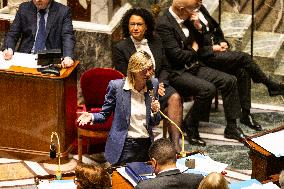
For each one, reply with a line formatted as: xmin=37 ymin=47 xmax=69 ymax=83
xmin=76 ymin=68 xmax=124 ymax=162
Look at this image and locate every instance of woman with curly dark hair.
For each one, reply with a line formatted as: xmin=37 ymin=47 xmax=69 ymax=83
xmin=120 ymin=7 xmax=155 ymax=41
xmin=113 ymin=7 xmax=183 ymax=153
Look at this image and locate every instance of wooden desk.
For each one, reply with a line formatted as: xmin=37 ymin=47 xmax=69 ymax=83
xmin=112 ymin=171 xmax=133 ymax=189
xmin=0 ymin=62 xmax=79 ymax=161
xmin=246 ymin=125 xmax=284 ymax=182
xmin=0 ymin=19 xmax=10 ymax=32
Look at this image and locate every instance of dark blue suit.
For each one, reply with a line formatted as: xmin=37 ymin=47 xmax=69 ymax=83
xmin=4 ymin=0 xmax=75 ymax=59
xmin=135 ymin=169 xmax=203 ymax=189
xmin=92 ymin=78 xmax=161 ymax=165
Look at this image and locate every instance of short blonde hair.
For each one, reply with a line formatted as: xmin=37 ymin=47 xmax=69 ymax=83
xmin=127 ymin=51 xmax=153 ymax=85
xmin=280 ymin=170 xmax=284 ymax=187
xmin=198 ymin=172 xmax=229 ymax=189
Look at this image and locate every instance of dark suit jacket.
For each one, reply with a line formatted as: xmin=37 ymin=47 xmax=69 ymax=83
xmin=4 ymin=0 xmax=75 ymax=59
xmin=134 ymin=169 xmax=203 ymax=189
xmin=191 ymin=5 xmax=230 ymax=60
xmin=156 ymin=9 xmax=213 ymax=77
xmin=92 ymin=78 xmax=161 ymax=165
xmin=113 ymin=36 xmax=170 ymax=86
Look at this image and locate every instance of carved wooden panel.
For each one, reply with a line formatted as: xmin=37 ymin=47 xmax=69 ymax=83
xmin=68 ymin=0 xmax=90 ymax=22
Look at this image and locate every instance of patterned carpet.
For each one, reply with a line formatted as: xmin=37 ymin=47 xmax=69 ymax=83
xmin=0 ymin=162 xmax=34 ymax=181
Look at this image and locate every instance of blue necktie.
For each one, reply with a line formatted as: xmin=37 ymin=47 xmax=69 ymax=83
xmin=34 ymin=9 xmax=46 ymax=53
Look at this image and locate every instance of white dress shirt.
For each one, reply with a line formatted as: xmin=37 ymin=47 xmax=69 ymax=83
xmin=169 ymin=6 xmax=189 ymax=37
xmin=123 ymin=78 xmax=149 ymax=138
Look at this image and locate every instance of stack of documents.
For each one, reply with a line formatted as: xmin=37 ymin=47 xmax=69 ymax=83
xmin=252 ymin=130 xmax=284 ymax=157
xmin=117 ymin=154 xmax=228 ymax=186
xmin=0 ymin=52 xmax=38 ymax=69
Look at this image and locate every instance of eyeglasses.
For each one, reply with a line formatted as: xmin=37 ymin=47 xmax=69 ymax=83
xmin=129 ymin=22 xmax=145 ymax=28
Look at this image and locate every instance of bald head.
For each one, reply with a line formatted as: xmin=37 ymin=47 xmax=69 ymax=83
xmin=173 ymin=0 xmax=199 ymax=9
xmin=172 ymin=0 xmax=199 ymax=20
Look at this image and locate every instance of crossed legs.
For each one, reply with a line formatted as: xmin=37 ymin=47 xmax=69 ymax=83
xmin=160 ymin=86 xmax=183 ymax=153
xmin=163 ymin=93 xmax=183 ymax=153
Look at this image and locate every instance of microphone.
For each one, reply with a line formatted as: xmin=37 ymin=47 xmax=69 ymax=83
xmin=50 ymin=132 xmax=62 ymax=180
xmin=146 ymin=80 xmax=187 ymax=157
xmin=50 ymin=142 xmax=57 ymax=159
xmin=146 ymin=80 xmax=154 ymax=99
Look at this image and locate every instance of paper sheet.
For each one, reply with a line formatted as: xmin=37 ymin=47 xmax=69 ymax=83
xmin=252 ymin=130 xmax=284 ymax=157
xmin=117 ymin=154 xmax=228 ymax=186
xmin=241 ymin=182 xmax=280 ymax=189
xmin=37 ymin=180 xmax=77 ymax=189
xmin=0 ymin=51 xmax=38 ymax=69
xmin=176 ymin=154 xmax=228 ymax=176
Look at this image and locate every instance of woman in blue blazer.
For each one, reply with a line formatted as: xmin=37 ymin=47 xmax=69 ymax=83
xmin=78 ymin=51 xmax=161 ymax=165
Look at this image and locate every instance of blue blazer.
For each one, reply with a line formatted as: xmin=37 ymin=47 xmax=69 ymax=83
xmin=92 ymin=78 xmax=161 ymax=165
xmin=4 ymin=0 xmax=75 ymax=59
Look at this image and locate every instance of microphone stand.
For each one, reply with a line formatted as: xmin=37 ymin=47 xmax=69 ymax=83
xmin=50 ymin=132 xmax=62 ymax=180
xmin=146 ymin=80 xmax=187 ymax=157
xmin=158 ymin=110 xmax=187 ymax=158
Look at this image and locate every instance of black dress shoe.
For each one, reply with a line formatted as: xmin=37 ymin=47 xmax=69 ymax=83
xmin=266 ymin=78 xmax=284 ymax=96
xmin=186 ymin=127 xmax=206 ymax=146
xmin=268 ymin=87 xmax=284 ymax=96
xmin=188 ymin=136 xmax=206 ymax=146
xmin=224 ymin=126 xmax=246 ymax=142
xmin=240 ymin=114 xmax=262 ymax=131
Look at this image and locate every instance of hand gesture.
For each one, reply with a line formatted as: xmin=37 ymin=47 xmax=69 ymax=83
xmin=158 ymin=83 xmax=165 ymax=96
xmin=151 ymin=100 xmax=160 ymax=113
xmin=77 ymin=112 xmax=93 ymax=126
xmin=220 ymin=42 xmax=229 ymax=51
xmin=61 ymin=57 xmax=74 ymax=68
xmin=3 ymin=48 xmax=13 ymax=60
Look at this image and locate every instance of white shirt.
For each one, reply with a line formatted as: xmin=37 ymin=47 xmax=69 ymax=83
xmin=123 ymin=78 xmax=149 ymax=138
xmin=130 ymin=36 xmax=156 ymax=70
xmin=169 ymin=6 xmax=189 ymax=37
xmin=198 ymin=11 xmax=209 ymax=31
xmin=91 ymin=78 xmax=149 ymax=138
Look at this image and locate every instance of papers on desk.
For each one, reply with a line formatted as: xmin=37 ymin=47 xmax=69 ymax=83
xmin=176 ymin=154 xmax=228 ymax=176
xmin=251 ymin=130 xmax=284 ymax=157
xmin=117 ymin=167 xmax=155 ymax=187
xmin=229 ymin=179 xmax=279 ymax=189
xmin=0 ymin=51 xmax=38 ymax=69
xmin=117 ymin=154 xmax=228 ymax=186
xmin=37 ymin=180 xmax=77 ymax=189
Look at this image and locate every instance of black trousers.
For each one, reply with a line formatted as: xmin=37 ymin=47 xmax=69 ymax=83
xmin=117 ymin=138 xmax=151 ymax=165
xmin=204 ymin=51 xmax=268 ymax=110
xmin=170 ymin=66 xmax=241 ymax=127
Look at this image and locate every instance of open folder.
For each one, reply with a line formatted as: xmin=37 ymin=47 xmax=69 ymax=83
xmin=125 ymin=162 xmax=154 ymax=184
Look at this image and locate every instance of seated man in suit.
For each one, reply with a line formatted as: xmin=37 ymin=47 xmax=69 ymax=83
xmin=2 ymin=0 xmax=75 ymax=68
xmin=156 ymin=0 xmax=246 ymax=145
xmin=135 ymin=138 xmax=203 ymax=189
xmin=188 ymin=0 xmax=284 ymax=131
